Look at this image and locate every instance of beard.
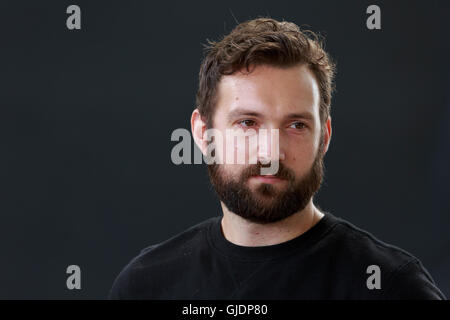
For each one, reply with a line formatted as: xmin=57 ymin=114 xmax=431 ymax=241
xmin=207 ymin=139 xmax=325 ymax=224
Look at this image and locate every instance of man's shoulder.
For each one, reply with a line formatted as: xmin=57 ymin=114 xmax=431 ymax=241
xmin=326 ymin=214 xmax=445 ymax=299
xmin=137 ymin=216 xmax=218 ymax=264
xmin=328 ymin=214 xmax=420 ymax=269
xmin=118 ymin=216 xmax=217 ymax=272
xmin=108 ymin=216 xmax=219 ymax=299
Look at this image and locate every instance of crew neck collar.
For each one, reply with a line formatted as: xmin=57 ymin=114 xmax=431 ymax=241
xmin=208 ymin=211 xmax=340 ymax=262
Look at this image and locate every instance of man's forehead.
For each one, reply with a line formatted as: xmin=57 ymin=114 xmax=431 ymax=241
xmin=216 ymin=64 xmax=320 ymax=120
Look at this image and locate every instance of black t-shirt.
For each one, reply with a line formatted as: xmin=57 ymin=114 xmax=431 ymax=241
xmin=108 ymin=212 xmax=446 ymax=299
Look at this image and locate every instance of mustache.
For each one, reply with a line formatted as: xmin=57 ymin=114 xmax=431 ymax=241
xmin=240 ymin=162 xmax=296 ymax=181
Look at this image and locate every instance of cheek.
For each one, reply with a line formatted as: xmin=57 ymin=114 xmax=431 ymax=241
xmin=287 ymin=140 xmax=317 ymax=170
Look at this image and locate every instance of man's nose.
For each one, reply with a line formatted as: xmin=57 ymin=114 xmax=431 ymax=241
xmin=257 ymin=128 xmax=286 ymax=165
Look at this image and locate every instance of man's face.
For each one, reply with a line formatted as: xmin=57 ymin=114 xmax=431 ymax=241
xmin=206 ymin=64 xmax=329 ymax=224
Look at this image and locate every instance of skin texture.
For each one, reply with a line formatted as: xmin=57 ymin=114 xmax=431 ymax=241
xmin=191 ymin=64 xmax=332 ymax=247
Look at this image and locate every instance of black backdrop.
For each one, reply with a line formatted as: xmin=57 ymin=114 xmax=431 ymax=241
xmin=0 ymin=0 xmax=449 ymax=299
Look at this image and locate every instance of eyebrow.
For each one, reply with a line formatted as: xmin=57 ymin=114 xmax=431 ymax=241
xmin=227 ymin=108 xmax=314 ymax=122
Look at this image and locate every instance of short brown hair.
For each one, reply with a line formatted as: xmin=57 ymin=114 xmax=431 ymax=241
xmin=196 ymin=17 xmax=336 ymax=131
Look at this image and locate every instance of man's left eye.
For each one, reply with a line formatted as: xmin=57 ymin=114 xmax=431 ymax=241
xmin=238 ymin=119 xmax=257 ymax=127
xmin=289 ymin=122 xmax=306 ymax=129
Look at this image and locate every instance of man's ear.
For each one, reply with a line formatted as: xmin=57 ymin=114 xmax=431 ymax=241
xmin=322 ymin=116 xmax=332 ymax=155
xmin=191 ymin=108 xmax=207 ymax=156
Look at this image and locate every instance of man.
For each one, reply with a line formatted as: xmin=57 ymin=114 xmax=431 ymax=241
xmin=109 ymin=17 xmax=446 ymax=299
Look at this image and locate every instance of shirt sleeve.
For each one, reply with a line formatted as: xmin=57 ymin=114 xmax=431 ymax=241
xmin=385 ymin=258 xmax=447 ymax=300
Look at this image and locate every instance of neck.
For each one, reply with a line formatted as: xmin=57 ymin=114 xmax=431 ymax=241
xmin=220 ymin=200 xmax=324 ymax=247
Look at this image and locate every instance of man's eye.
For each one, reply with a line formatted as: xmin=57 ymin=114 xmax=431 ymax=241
xmin=238 ymin=119 xmax=257 ymax=127
xmin=290 ymin=122 xmax=306 ymax=129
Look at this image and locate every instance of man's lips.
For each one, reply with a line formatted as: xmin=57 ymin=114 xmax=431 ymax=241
xmin=250 ymin=175 xmax=285 ymax=183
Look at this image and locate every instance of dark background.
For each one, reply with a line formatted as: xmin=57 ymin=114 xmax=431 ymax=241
xmin=0 ymin=0 xmax=449 ymax=299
